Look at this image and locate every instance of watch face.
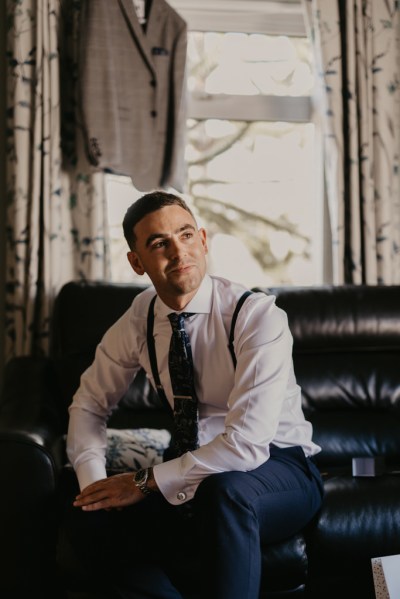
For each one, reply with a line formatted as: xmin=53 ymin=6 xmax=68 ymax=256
xmin=134 ymin=469 xmax=147 ymax=485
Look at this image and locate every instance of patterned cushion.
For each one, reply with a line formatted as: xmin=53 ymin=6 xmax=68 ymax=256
xmin=105 ymin=428 xmax=171 ymax=471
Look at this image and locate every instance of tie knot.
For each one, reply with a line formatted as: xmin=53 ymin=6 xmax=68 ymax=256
xmin=168 ymin=312 xmax=194 ymax=331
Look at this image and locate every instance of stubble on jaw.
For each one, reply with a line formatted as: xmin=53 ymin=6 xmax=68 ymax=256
xmin=163 ymin=265 xmax=203 ymax=307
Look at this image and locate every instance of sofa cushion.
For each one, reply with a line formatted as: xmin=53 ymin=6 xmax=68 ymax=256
xmin=306 ymin=471 xmax=400 ymax=598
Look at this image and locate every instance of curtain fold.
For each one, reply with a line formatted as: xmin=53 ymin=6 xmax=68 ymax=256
xmin=303 ymin=0 xmax=400 ymax=284
xmin=5 ymin=0 xmax=109 ymax=360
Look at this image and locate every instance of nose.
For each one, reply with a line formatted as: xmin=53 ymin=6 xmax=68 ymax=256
xmin=168 ymin=236 xmax=186 ymax=260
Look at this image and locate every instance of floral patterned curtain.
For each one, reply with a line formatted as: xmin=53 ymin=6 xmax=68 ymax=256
xmin=5 ymin=0 xmax=109 ymax=360
xmin=303 ymin=0 xmax=400 ymax=284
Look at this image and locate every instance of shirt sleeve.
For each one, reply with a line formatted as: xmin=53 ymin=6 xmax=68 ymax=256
xmin=66 ymin=307 xmax=141 ymax=490
xmin=154 ymin=294 xmax=297 ymax=505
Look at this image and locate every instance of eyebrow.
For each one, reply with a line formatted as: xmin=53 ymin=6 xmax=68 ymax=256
xmin=145 ymin=223 xmax=196 ymax=248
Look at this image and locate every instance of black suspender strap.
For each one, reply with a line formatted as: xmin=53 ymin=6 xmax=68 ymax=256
xmin=147 ymin=295 xmax=173 ymax=414
xmin=228 ymin=290 xmax=253 ymax=369
xmin=147 ymin=289 xmax=253 ymax=409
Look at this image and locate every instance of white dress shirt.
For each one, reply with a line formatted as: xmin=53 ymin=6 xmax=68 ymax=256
xmin=67 ymin=275 xmax=320 ymax=504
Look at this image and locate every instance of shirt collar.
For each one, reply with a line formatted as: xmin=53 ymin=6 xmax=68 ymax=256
xmin=156 ymin=274 xmax=213 ymax=318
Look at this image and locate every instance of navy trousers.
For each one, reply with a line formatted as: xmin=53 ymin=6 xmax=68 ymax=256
xmin=62 ymin=445 xmax=323 ymax=599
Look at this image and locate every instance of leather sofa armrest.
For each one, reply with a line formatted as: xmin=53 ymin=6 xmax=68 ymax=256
xmin=0 ymin=355 xmax=66 ymax=469
xmin=0 ymin=356 xmax=67 ymax=595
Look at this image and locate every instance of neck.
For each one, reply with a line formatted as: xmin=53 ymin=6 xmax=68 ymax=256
xmin=163 ymin=296 xmax=194 ymax=312
xmin=156 ymin=275 xmax=206 ymax=311
xmin=159 ymin=288 xmax=199 ymax=312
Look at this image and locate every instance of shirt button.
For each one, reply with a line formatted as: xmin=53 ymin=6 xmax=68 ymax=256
xmin=177 ymin=491 xmax=187 ymax=501
xmin=150 ymin=110 xmax=157 ymax=118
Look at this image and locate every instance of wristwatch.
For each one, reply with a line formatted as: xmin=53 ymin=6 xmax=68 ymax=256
xmin=134 ymin=467 xmax=153 ymax=495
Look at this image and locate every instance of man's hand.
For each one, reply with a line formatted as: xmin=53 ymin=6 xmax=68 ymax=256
xmin=73 ymin=472 xmax=145 ymax=511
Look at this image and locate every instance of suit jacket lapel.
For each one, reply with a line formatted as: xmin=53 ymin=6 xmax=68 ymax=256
xmin=145 ymin=0 xmax=164 ymax=45
xmin=118 ymin=0 xmax=155 ymax=76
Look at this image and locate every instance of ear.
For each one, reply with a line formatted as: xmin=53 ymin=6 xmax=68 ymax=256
xmin=199 ymin=227 xmax=208 ymax=255
xmin=127 ymin=251 xmax=145 ymax=276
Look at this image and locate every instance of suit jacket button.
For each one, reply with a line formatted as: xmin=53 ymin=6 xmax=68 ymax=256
xmin=150 ymin=110 xmax=157 ymax=118
xmin=150 ymin=80 xmax=156 ymax=87
xmin=177 ymin=491 xmax=187 ymax=501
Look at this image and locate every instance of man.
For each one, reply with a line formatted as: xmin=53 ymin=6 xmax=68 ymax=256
xmin=67 ymin=190 xmax=323 ymax=599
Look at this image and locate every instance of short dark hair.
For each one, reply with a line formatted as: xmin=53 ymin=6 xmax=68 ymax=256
xmin=123 ymin=190 xmax=196 ymax=250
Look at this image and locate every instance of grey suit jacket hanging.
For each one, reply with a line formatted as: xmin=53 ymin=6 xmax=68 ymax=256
xmin=79 ymin=0 xmax=187 ymax=191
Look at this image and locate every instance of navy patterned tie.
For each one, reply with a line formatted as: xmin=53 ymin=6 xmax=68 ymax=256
xmin=168 ymin=312 xmax=199 ymax=457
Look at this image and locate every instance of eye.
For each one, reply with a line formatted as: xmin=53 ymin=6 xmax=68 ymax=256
xmin=152 ymin=240 xmax=168 ymax=249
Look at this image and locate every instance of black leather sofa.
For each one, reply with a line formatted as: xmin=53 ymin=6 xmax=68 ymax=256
xmin=1 ymin=281 xmax=400 ymax=599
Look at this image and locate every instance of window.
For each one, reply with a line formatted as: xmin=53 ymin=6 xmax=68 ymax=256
xmin=106 ymin=0 xmax=323 ymax=287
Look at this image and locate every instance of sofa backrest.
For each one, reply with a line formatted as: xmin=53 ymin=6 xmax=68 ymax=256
xmin=50 ymin=280 xmax=160 ymax=416
xmin=260 ymin=285 xmax=400 ymax=468
xmin=52 ymin=281 xmax=400 ymax=468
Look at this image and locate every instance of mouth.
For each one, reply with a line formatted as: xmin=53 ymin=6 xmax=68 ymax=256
xmin=168 ymin=263 xmax=193 ymax=275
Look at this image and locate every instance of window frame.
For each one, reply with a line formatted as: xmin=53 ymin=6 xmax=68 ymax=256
xmin=168 ymin=0 xmax=307 ymax=37
xmin=169 ymin=0 xmax=312 ymax=124
xmin=170 ymin=0 xmax=324 ymax=285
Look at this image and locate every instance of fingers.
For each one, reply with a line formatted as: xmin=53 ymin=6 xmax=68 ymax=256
xmin=80 ymin=500 xmax=107 ymax=512
xmin=73 ymin=473 xmax=142 ymax=511
xmin=73 ymin=486 xmax=111 ymax=511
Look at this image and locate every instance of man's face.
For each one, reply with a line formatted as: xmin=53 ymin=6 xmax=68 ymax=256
xmin=127 ymin=205 xmax=208 ymax=310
